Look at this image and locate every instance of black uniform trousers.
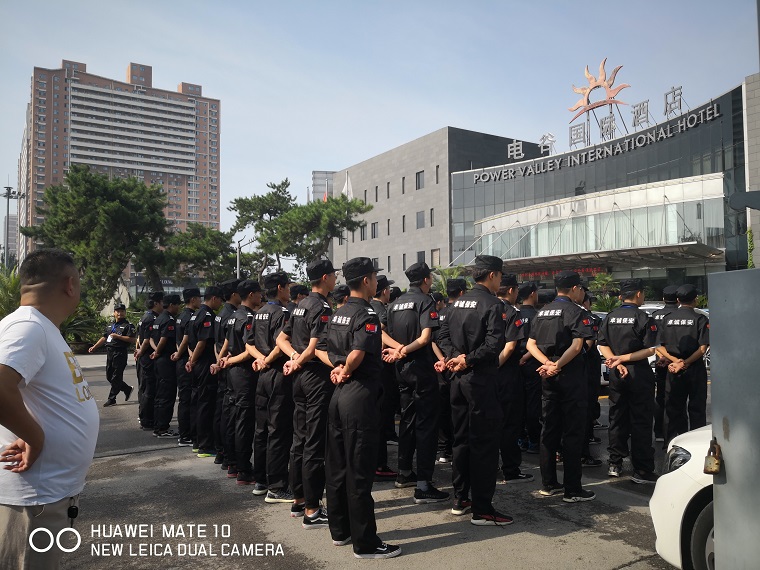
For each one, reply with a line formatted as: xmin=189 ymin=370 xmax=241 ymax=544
xmin=653 ymin=363 xmax=667 ymax=439
xmin=213 ymin=371 xmax=227 ymax=456
xmin=138 ymin=354 xmax=157 ymax=428
xmin=176 ymin=357 xmax=195 ymax=442
xmin=290 ymin=364 xmax=334 ymax=508
xmin=607 ymin=362 xmax=656 ymax=473
xmin=228 ymin=365 xmax=257 ymax=473
xmin=437 ymin=372 xmax=453 ymax=457
xmin=325 ymin=376 xmax=383 ymax=555
xmin=153 ymin=356 xmax=178 ymax=431
xmin=582 ymin=352 xmax=601 ymax=457
xmin=450 ymin=370 xmax=502 ymax=516
xmin=192 ymin=358 xmax=217 ymax=453
xmin=105 ymin=348 xmax=130 ymax=401
xmin=665 ymin=361 xmax=708 ymax=442
xmin=396 ymin=359 xmax=439 ymax=482
xmin=256 ymin=366 xmax=294 ymax=490
xmin=520 ymin=358 xmax=543 ymax=446
xmin=540 ymin=360 xmax=587 ymax=493
xmin=376 ymin=363 xmax=398 ymax=468
xmin=498 ymin=363 xmax=524 ymax=478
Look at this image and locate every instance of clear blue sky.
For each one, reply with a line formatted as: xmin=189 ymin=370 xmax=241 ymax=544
xmin=2 ymin=0 xmax=758 ymax=246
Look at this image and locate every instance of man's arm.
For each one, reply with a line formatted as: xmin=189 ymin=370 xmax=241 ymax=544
xmin=88 ymin=337 xmax=106 ymax=353
xmin=498 ymin=340 xmax=518 ymax=367
xmin=0 ymin=364 xmax=44 ymax=472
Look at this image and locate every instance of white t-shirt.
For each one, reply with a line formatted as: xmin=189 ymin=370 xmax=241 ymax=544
xmin=0 ymin=306 xmax=100 ymax=505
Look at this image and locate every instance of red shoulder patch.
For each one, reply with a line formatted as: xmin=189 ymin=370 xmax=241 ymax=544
xmin=650 ymin=324 xmax=658 ymax=331
xmin=245 ymin=324 xmax=252 ymax=330
xmin=582 ymin=318 xmax=592 ymax=326
xmin=365 ymin=323 xmax=378 ymax=333
xmin=514 ymin=318 xmax=523 ymax=327
xmin=203 ymin=321 xmax=212 ymax=327
xmin=321 ymin=315 xmax=330 ymax=323
xmin=430 ymin=311 xmax=438 ymax=319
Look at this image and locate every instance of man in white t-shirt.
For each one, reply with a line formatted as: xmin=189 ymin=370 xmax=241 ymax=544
xmin=0 ymin=249 xmax=100 ymax=569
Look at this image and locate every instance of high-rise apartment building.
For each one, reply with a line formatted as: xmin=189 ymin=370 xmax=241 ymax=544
xmin=17 ymin=60 xmax=221 ymax=259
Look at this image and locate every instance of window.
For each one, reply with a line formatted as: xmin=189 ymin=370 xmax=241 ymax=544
xmin=431 ymin=248 xmax=440 ymax=267
xmin=371 ymin=222 xmax=378 ymax=239
xmin=417 ymin=251 xmax=425 ymax=264
xmin=416 ymin=171 xmax=425 ymax=190
xmin=364 ymin=189 xmax=367 ymax=203
xmin=360 ymin=225 xmax=367 ymax=241
xmin=387 ymin=218 xmax=391 ymax=235
xmin=436 ymin=165 xmax=439 ymax=184
xmin=430 ymin=208 xmax=435 ymax=227
xmin=371 ymin=258 xmax=379 ymax=270
xmin=402 ymin=176 xmax=405 ymax=194
xmin=387 ymin=256 xmax=391 ymax=273
xmin=386 ymin=182 xmax=390 ymax=199
xmin=402 ymin=215 xmax=406 ymax=232
xmin=352 ymin=231 xmax=355 ymax=243
xmin=416 ymin=211 xmax=425 ymax=229
xmin=403 ymin=253 xmax=407 ymax=271
xmin=375 ymin=186 xmax=378 ymax=202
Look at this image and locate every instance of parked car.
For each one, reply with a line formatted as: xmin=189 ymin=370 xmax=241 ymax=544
xmin=649 ymin=425 xmax=714 ymax=570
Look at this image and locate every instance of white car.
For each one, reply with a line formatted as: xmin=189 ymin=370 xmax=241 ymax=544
xmin=649 ymin=425 xmax=714 ymax=570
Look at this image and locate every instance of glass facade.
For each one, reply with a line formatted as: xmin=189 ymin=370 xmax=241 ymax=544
xmin=451 ymin=87 xmax=748 ymax=269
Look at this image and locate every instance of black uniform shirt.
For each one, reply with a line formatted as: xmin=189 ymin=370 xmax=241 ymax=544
xmin=437 ymin=284 xmax=506 ymax=373
xmin=215 ymin=302 xmax=238 ymax=353
xmin=657 ymin=306 xmax=709 ymax=358
xmin=175 ymin=307 xmax=195 ymax=351
xmin=103 ymin=319 xmax=135 ymax=351
xmin=188 ymin=304 xmax=216 ymax=361
xmin=138 ymin=310 xmax=160 ymax=355
xmin=324 ymin=297 xmax=382 ymax=380
xmin=651 ymin=302 xmax=679 ymax=325
xmin=597 ymin=304 xmax=658 ymax=355
xmin=528 ymin=295 xmax=594 ymax=359
xmin=431 ymin=304 xmax=452 ymax=345
xmin=503 ymin=303 xmax=528 ymax=366
xmin=369 ymin=299 xmax=388 ymax=328
xmin=226 ymin=305 xmax=256 ymax=366
xmin=252 ymin=301 xmax=290 ymax=368
xmin=282 ymin=292 xmax=332 ymax=355
xmin=386 ymin=287 xmax=439 ymax=363
xmin=516 ymin=304 xmax=537 ymax=355
xmin=151 ymin=310 xmax=178 ymax=356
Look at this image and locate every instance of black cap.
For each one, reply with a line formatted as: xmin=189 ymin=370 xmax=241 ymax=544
xmin=389 ymin=286 xmax=402 ymax=302
xmin=182 ymin=287 xmax=201 ymax=302
xmin=662 ymin=285 xmax=679 ymax=303
xmin=405 ymin=261 xmax=431 ymax=282
xmin=500 ymin=273 xmax=518 ymax=288
xmin=332 ymin=284 xmax=350 ymax=301
xmin=376 ymin=275 xmax=394 ymax=295
xmin=220 ymin=278 xmax=243 ymax=300
xmin=620 ymin=278 xmax=645 ymax=296
xmin=290 ymin=284 xmax=309 ymax=299
xmin=446 ymin=278 xmax=467 ymax=294
xmin=204 ymin=285 xmax=224 ymax=299
xmin=263 ymin=271 xmax=293 ymax=289
xmin=164 ymin=294 xmax=181 ymax=305
xmin=343 ymin=257 xmax=379 ymax=281
xmin=237 ymin=279 xmax=261 ymax=296
xmin=432 ymin=292 xmax=444 ymax=303
xmin=518 ymin=282 xmax=537 ymax=300
xmin=554 ymin=271 xmax=581 ymax=288
xmin=114 ymin=303 xmax=126 ymax=311
xmin=538 ymin=288 xmax=557 ymax=304
xmin=676 ymin=284 xmax=698 ymax=303
xmin=149 ymin=291 xmax=165 ymax=302
xmin=306 ymin=259 xmax=335 ymax=281
xmin=473 ymin=255 xmax=503 ymax=272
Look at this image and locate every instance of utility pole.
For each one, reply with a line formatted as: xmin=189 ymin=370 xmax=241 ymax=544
xmin=236 ymin=236 xmax=256 ymax=278
xmin=2 ymin=186 xmax=23 ymax=268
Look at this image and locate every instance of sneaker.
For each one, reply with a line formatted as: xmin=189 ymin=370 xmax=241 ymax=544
xmin=155 ymin=429 xmax=179 ymax=438
xmin=526 ymin=442 xmax=540 ymax=454
xmin=588 ymin=436 xmax=602 ymax=445
xmin=413 ymin=483 xmax=450 ymax=504
xmin=252 ymin=483 xmax=268 ymax=495
xmin=140 ymin=424 xmax=154 ymax=431
xmin=302 ymin=508 xmax=329 ymax=529
xmin=124 ymin=385 xmax=134 ymax=402
xmin=471 ymin=510 xmax=514 ymax=526
xmin=221 ymin=461 xmax=228 ymax=470
xmin=191 ymin=447 xmax=200 ymax=453
xmin=177 ymin=437 xmax=193 ymax=447
xmin=290 ymin=502 xmax=305 ymax=517
xmin=538 ymin=483 xmax=564 ymax=496
xmin=631 ymin=471 xmax=659 ymax=485
xmin=498 ymin=473 xmax=534 ymax=484
xmin=563 ymin=489 xmax=596 ymax=503
xmin=332 ymin=537 xmax=351 ymax=546
xmin=103 ymin=399 xmax=117 ymax=408
xmin=593 ymin=420 xmax=609 ymax=430
xmin=197 ymin=450 xmax=214 ymax=458
xmin=236 ymin=472 xmax=255 ymax=485
xmin=354 ymin=543 xmax=402 ymax=559
xmin=608 ymin=464 xmax=622 ymax=477
xmin=395 ymin=471 xmax=417 ymax=488
xmin=375 ymin=466 xmax=398 ymax=479
xmin=227 ymin=465 xmax=239 ymax=479
xmin=214 ymin=453 xmax=225 ymax=465
xmin=436 ymin=454 xmax=452 ymax=464
xmin=580 ymin=457 xmax=603 ymax=467
xmin=451 ymin=498 xmax=472 ymax=516
xmin=265 ymin=489 xmax=294 ymax=504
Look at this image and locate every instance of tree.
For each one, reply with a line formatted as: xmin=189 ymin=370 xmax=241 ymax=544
xmin=163 ymin=223 xmax=236 ymax=285
xmin=588 ymin=272 xmax=618 ymax=295
xmin=431 ymin=265 xmax=470 ymax=296
xmin=0 ymin=266 xmax=20 ymax=320
xmin=20 ymin=164 xmax=170 ymax=308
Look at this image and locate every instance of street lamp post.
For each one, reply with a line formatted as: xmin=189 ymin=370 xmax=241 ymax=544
xmin=236 ymin=236 xmax=256 ymax=279
xmin=2 ymin=186 xmax=24 ymax=269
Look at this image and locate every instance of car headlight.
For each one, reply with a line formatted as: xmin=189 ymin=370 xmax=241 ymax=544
xmin=667 ymin=445 xmax=692 ymax=472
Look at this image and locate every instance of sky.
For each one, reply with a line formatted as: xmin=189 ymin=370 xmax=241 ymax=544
xmin=1 ymin=0 xmax=758 ymax=252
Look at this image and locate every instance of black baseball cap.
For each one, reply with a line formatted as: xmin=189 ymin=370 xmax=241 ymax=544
xmin=237 ymin=279 xmax=262 ymax=296
xmin=676 ymin=284 xmax=698 ymax=303
xmin=182 ymin=287 xmax=201 ymax=302
xmin=290 ymin=284 xmax=309 ymax=299
xmin=554 ymin=271 xmax=581 ymax=288
xmin=500 ymin=273 xmax=518 ymax=288
xmin=343 ymin=257 xmax=380 ymax=281
xmin=148 ymin=291 xmax=165 ymax=302
xmin=446 ymin=278 xmax=467 ymax=295
xmin=332 ymin=284 xmax=351 ymax=302
xmin=164 ymin=294 xmax=181 ymax=305
xmin=662 ymin=285 xmax=679 ymax=303
xmin=114 ymin=303 xmax=126 ymax=311
xmin=405 ymin=262 xmax=431 ymax=282
xmin=376 ymin=275 xmax=394 ymax=295
xmin=220 ymin=278 xmax=243 ymax=300
xmin=432 ymin=292 xmax=444 ymax=303
xmin=518 ymin=282 xmax=537 ymax=300
xmin=204 ymin=285 xmax=224 ymax=299
xmin=473 ymin=255 xmax=503 ymax=272
xmin=263 ymin=271 xmax=293 ymax=289
xmin=538 ymin=288 xmax=557 ymax=304
xmin=306 ymin=259 xmax=335 ymax=281
xmin=620 ymin=278 xmax=645 ymax=296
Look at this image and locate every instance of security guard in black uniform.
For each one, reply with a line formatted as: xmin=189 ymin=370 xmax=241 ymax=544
xmin=657 ymin=284 xmax=710 ymax=442
xmin=218 ymin=279 xmax=263 ymax=485
xmin=332 ymin=284 xmax=351 ymax=309
xmin=247 ymin=271 xmax=294 ymax=503
xmin=276 ymin=259 xmax=336 ymax=525
xmin=172 ymin=287 xmax=201 ymax=448
xmin=385 ymin=262 xmax=448 ymax=504
xmin=215 ymin=279 xmax=242 ymax=469
xmin=90 ymin=304 xmax=136 ymax=407
xmin=436 ymin=255 xmax=513 ymax=526
xmin=287 ymin=284 xmax=309 ymax=314
xmin=315 ymin=257 xmax=401 ymax=559
xmin=527 ymin=270 xmax=595 ymax=503
xmin=135 ymin=291 xmax=164 ymax=430
xmin=651 ymin=285 xmax=679 ymax=442
xmin=150 ymin=294 xmax=181 ymax=437
xmin=516 ymin=282 xmax=541 ymax=454
xmin=186 ymin=285 xmax=224 ymax=457
xmin=597 ymin=278 xmax=659 ymax=483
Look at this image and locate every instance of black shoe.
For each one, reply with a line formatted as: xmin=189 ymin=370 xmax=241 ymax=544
xmin=227 ymin=465 xmax=238 ymax=479
xmin=214 ymin=453 xmax=225 ymax=465
xmin=580 ymin=456 xmax=603 ymax=467
xmin=375 ymin=465 xmax=398 ymax=479
xmin=395 ymin=471 xmax=417 ymax=488
xmin=593 ymin=420 xmax=609 ymax=430
xmin=354 ymin=543 xmax=402 ymax=559
xmin=154 ymin=429 xmax=179 ymax=438
xmin=451 ymin=498 xmax=472 ymax=516
xmin=290 ymin=502 xmax=305 ymax=518
xmin=265 ymin=489 xmax=294 ymax=504
xmin=471 ymin=510 xmax=514 ymax=526
xmin=177 ymin=437 xmax=193 ymax=447
xmin=236 ymin=472 xmax=255 ymax=486
xmin=302 ymin=508 xmax=329 ymax=529
xmin=563 ymin=489 xmax=596 ymax=503
xmin=436 ymin=454 xmax=452 ymax=464
xmin=103 ymin=399 xmax=117 ymax=408
xmin=588 ymin=436 xmax=602 ymax=445
xmin=498 ymin=473 xmax=534 ymax=484
xmin=538 ymin=483 xmax=564 ymax=496
xmin=252 ymin=483 xmax=268 ymax=495
xmin=124 ymin=385 xmax=134 ymax=402
xmin=631 ymin=471 xmax=659 ymax=485
xmin=608 ymin=464 xmax=622 ymax=477
xmin=413 ymin=483 xmax=450 ymax=504
xmin=386 ymin=436 xmax=399 ymax=446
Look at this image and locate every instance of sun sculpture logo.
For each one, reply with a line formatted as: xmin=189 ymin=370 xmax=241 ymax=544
xmin=568 ymin=58 xmax=630 ymax=122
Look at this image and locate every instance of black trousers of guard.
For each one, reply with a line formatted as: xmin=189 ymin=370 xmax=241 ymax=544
xmin=607 ymin=362 xmax=655 ymax=473
xmin=192 ymin=358 xmax=217 ymax=453
xmin=582 ymin=354 xmax=601 ymax=457
xmin=105 ymin=349 xmax=130 ymax=401
xmin=153 ymin=356 xmax=178 ymax=432
xmin=450 ymin=370 xmax=502 ymax=516
xmin=376 ymin=363 xmax=397 ymax=467
xmin=654 ymin=364 xmax=667 ymax=439
xmin=520 ymin=358 xmax=543 ymax=445
xmin=665 ymin=361 xmax=708 ymax=442
xmin=396 ymin=359 xmax=439 ymax=482
xmin=540 ymin=360 xmax=587 ymax=493
xmin=213 ymin=371 xmax=226 ymax=456
xmin=176 ymin=357 xmax=195 ymax=442
xmin=138 ymin=354 xmax=157 ymax=428
xmin=255 ymin=366 xmax=294 ymax=490
xmin=290 ymin=364 xmax=334 ymax=509
xmin=228 ymin=365 xmax=257 ymax=473
xmin=498 ymin=363 xmax=524 ymax=478
xmin=437 ymin=372 xmax=453 ymax=457
xmin=325 ymin=376 xmax=383 ymax=555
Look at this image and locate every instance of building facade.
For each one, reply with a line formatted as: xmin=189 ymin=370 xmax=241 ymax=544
xmin=17 ymin=60 xmax=221 ymax=259
xmin=3 ymin=214 xmax=18 ymax=263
